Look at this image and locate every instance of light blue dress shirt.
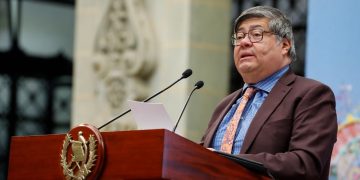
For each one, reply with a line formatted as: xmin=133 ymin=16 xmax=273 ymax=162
xmin=212 ymin=66 xmax=289 ymax=154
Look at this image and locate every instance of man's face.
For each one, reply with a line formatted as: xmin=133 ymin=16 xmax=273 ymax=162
xmin=233 ymin=17 xmax=291 ymax=83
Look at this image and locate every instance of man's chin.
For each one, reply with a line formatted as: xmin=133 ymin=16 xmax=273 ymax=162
xmin=237 ymin=64 xmax=254 ymax=74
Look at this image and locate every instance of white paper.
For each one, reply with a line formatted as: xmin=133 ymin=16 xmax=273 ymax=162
xmin=128 ymin=100 xmax=174 ymax=130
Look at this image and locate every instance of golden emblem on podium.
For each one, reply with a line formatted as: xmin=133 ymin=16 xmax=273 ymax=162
xmin=60 ymin=124 xmax=104 ymax=180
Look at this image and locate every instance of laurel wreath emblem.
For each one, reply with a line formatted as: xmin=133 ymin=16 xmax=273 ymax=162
xmin=60 ymin=133 xmax=97 ymax=180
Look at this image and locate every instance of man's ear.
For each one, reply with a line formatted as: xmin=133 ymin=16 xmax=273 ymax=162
xmin=281 ymin=38 xmax=291 ymax=55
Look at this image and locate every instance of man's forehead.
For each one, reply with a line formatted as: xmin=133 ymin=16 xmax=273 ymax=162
xmin=237 ymin=24 xmax=265 ymax=31
xmin=236 ymin=18 xmax=269 ymax=31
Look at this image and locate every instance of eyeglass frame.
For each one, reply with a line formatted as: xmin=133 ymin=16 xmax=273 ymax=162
xmin=231 ymin=28 xmax=277 ymax=46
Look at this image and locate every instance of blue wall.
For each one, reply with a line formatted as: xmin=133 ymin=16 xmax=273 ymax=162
xmin=307 ymin=0 xmax=360 ymax=179
xmin=307 ymin=0 xmax=360 ymax=108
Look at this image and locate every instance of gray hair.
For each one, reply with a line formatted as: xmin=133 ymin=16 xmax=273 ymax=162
xmin=234 ymin=6 xmax=296 ymax=61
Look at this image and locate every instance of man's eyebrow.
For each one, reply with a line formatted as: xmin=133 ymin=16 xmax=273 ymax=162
xmin=237 ymin=24 xmax=264 ymax=32
xmin=250 ymin=24 xmax=264 ymax=29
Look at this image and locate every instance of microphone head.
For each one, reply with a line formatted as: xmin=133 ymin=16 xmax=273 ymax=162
xmin=182 ymin=69 xmax=192 ymax=78
xmin=195 ymin=81 xmax=204 ymax=89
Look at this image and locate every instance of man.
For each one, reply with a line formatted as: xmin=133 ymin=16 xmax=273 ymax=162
xmin=200 ymin=6 xmax=337 ymax=180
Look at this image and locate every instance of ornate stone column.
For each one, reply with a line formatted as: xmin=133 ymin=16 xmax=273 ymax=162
xmin=73 ymin=0 xmax=157 ymax=131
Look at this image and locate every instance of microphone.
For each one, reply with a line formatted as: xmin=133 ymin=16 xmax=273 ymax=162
xmin=98 ymin=69 xmax=193 ymax=130
xmin=172 ymin=80 xmax=204 ymax=133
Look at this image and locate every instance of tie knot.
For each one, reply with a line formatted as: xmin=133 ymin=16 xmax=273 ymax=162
xmin=243 ymin=87 xmax=255 ymax=99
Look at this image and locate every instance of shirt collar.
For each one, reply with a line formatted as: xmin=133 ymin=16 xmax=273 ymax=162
xmin=243 ymin=65 xmax=289 ymax=93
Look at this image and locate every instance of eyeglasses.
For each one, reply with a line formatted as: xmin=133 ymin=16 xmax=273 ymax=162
xmin=231 ymin=29 xmax=275 ymax=45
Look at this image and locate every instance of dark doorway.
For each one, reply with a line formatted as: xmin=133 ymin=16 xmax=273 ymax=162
xmin=0 ymin=0 xmax=74 ymax=178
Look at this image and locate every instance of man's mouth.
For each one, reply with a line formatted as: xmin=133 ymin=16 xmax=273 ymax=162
xmin=240 ymin=52 xmax=255 ymax=59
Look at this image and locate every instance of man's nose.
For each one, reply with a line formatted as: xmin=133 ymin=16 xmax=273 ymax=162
xmin=239 ymin=35 xmax=252 ymax=47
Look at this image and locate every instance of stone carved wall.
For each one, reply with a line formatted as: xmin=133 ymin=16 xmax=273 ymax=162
xmin=73 ymin=0 xmax=231 ymax=140
xmin=92 ymin=0 xmax=157 ymax=130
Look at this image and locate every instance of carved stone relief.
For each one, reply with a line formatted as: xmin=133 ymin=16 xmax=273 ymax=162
xmin=92 ymin=0 xmax=157 ymax=130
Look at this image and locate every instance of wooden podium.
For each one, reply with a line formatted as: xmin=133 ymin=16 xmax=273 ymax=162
xmin=8 ymin=128 xmax=269 ymax=179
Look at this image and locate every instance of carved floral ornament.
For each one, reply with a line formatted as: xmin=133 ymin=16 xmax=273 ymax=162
xmin=92 ymin=0 xmax=157 ymax=110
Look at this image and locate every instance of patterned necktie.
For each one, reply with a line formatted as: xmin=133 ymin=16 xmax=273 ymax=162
xmin=220 ymin=87 xmax=255 ymax=154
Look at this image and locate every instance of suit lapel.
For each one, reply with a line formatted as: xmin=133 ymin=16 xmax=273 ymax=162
xmin=204 ymin=90 xmax=242 ymax=147
xmin=240 ymin=71 xmax=296 ymax=153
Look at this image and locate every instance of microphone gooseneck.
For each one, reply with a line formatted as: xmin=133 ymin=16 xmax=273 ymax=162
xmin=98 ymin=69 xmax=193 ymax=130
xmin=142 ymin=69 xmax=192 ymax=103
xmin=172 ymin=80 xmax=204 ymax=133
